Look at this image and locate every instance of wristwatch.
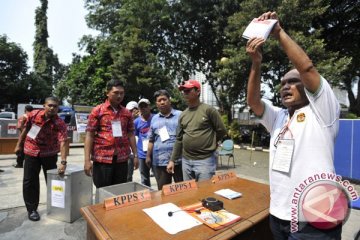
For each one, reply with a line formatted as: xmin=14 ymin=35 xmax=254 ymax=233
xmin=60 ymin=160 xmax=67 ymax=165
xmin=134 ymin=155 xmax=138 ymax=158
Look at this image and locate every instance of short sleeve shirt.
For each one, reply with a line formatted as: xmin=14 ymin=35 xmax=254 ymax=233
xmin=134 ymin=114 xmax=153 ymax=159
xmin=148 ymin=109 xmax=182 ymax=166
xmin=17 ymin=114 xmax=28 ymax=131
xmin=258 ymin=76 xmax=340 ymax=220
xmin=86 ymin=100 xmax=134 ymax=163
xmin=24 ymin=110 xmax=68 ymax=157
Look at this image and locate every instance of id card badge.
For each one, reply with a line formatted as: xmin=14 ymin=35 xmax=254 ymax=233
xmin=159 ymin=126 xmax=170 ymax=142
xmin=142 ymin=139 xmax=149 ymax=152
xmin=27 ymin=125 xmax=41 ymax=139
xmin=111 ymin=120 xmax=122 ymax=137
xmin=272 ymin=139 xmax=294 ymax=173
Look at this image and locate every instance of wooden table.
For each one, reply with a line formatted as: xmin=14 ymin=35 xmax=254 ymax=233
xmin=81 ymin=177 xmax=271 ymax=240
xmin=0 ymin=137 xmax=18 ymax=154
xmin=0 ymin=137 xmax=70 ymax=155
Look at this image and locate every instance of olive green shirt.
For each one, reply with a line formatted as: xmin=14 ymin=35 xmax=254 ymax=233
xmin=171 ymin=103 xmax=227 ymax=161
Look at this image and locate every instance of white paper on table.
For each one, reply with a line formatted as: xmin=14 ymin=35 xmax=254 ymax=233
xmin=143 ymin=202 xmax=202 ymax=235
xmin=215 ymin=189 xmax=242 ymax=200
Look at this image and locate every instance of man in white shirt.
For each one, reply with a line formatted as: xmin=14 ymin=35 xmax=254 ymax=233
xmin=126 ymin=101 xmax=139 ymax=182
xmin=246 ymin=11 xmax=341 ymax=239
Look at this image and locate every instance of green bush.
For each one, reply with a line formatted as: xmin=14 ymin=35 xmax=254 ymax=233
xmin=229 ymin=121 xmax=242 ymax=144
xmin=221 ymin=114 xmax=229 ymax=128
xmin=344 ymin=113 xmax=359 ymax=119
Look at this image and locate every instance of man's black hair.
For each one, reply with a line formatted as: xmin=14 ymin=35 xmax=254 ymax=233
xmin=24 ymin=105 xmax=33 ymax=112
xmin=106 ymin=79 xmax=124 ymax=92
xmin=154 ymin=89 xmax=170 ymax=100
xmin=44 ymin=96 xmax=60 ymax=104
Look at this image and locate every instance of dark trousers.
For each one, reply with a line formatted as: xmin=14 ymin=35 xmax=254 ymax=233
xmin=139 ymin=158 xmax=152 ymax=187
xmin=153 ymin=164 xmax=183 ymax=190
xmin=127 ymin=155 xmax=134 ymax=182
xmin=23 ymin=154 xmax=57 ymax=212
xmin=16 ymin=150 xmax=25 ymax=166
xmin=269 ymin=214 xmax=342 ymax=240
xmin=92 ymin=156 xmax=128 ymax=188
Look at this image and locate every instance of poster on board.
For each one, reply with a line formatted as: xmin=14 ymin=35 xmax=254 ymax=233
xmin=7 ymin=123 xmax=17 ymax=135
xmin=75 ymin=113 xmax=89 ymax=133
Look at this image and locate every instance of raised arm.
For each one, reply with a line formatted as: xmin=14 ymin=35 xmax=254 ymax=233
xmin=259 ymin=11 xmax=320 ymax=93
xmin=246 ymin=37 xmax=266 ymax=116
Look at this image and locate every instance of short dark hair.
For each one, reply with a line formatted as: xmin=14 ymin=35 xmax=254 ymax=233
xmin=45 ymin=96 xmax=60 ymax=104
xmin=154 ymin=89 xmax=170 ymax=100
xmin=106 ymin=79 xmax=124 ymax=92
xmin=24 ymin=105 xmax=33 ymax=112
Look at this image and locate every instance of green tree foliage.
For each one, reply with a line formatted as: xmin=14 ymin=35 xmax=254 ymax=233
xmin=58 ymin=0 xmax=174 ymax=105
xmin=229 ymin=121 xmax=242 ymax=144
xmin=0 ymin=35 xmax=32 ymax=108
xmin=169 ymin=0 xmax=243 ymax=120
xmin=33 ymin=0 xmax=65 ymax=103
xmin=313 ymin=0 xmax=360 ymax=116
xmin=111 ymin=0 xmax=173 ymax=101
xmin=55 ymin=36 xmax=114 ymax=106
xmin=33 ymin=0 xmax=52 ymax=97
xmin=85 ymin=0 xmax=123 ymax=35
xmin=57 ymin=0 xmax=354 ymax=118
xmin=223 ymin=0 xmax=351 ymax=107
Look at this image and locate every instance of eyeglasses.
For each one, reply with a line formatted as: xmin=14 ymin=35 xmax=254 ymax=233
xmin=274 ymin=126 xmax=288 ymax=148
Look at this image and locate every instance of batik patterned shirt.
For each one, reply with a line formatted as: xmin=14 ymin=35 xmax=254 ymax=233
xmin=86 ymin=100 xmax=134 ymax=163
xmin=24 ymin=110 xmax=68 ymax=157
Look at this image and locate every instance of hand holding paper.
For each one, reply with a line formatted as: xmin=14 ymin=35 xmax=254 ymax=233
xmin=242 ymin=18 xmax=278 ymax=40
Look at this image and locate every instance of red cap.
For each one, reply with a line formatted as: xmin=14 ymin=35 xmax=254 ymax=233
xmin=179 ymin=80 xmax=201 ymax=91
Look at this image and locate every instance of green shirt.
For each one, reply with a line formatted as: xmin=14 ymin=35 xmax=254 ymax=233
xmin=171 ymin=103 xmax=227 ymax=160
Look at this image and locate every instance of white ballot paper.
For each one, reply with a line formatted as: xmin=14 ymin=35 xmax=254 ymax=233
xmin=215 ymin=189 xmax=242 ymax=200
xmin=242 ymin=18 xmax=278 ymax=40
xmin=143 ymin=202 xmax=202 ymax=235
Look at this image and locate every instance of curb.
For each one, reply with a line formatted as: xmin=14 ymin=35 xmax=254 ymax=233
xmin=234 ymin=144 xmax=270 ymax=153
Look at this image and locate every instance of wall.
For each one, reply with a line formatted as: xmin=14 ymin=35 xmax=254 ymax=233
xmin=334 ymin=119 xmax=360 ymax=180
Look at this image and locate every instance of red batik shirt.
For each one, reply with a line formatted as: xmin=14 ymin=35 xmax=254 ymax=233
xmin=24 ymin=110 xmax=68 ymax=157
xmin=86 ymin=100 xmax=134 ymax=163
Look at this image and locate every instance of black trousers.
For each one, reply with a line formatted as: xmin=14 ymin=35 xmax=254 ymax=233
xmin=23 ymin=154 xmax=57 ymax=212
xmin=16 ymin=150 xmax=25 ymax=166
xmin=269 ymin=214 xmax=342 ymax=240
xmin=92 ymin=156 xmax=128 ymax=188
xmin=153 ymin=164 xmax=183 ymax=190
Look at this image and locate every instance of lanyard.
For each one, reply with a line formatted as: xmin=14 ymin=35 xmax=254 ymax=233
xmin=274 ymin=114 xmax=294 ymax=148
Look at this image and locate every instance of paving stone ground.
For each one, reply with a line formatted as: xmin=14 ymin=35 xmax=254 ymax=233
xmin=0 ymin=146 xmax=359 ymax=240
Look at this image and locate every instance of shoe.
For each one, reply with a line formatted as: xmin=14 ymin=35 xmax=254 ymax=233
xmin=13 ymin=164 xmax=23 ymax=168
xmin=28 ymin=210 xmax=40 ymax=221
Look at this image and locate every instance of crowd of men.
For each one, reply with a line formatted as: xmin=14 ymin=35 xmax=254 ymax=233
xmin=83 ymin=79 xmax=226 ymax=191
